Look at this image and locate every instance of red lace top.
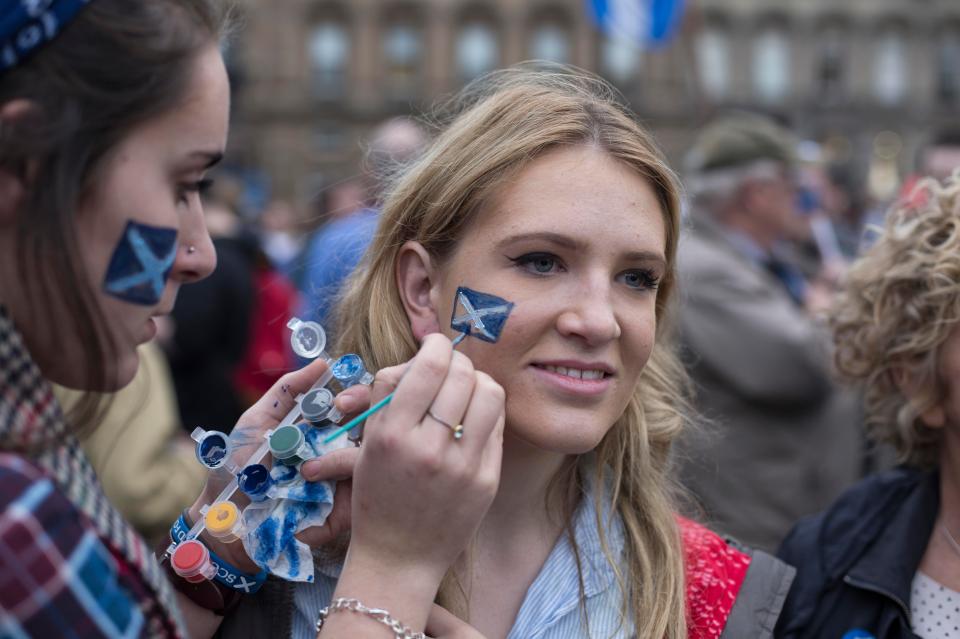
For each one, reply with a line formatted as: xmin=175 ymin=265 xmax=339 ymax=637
xmin=679 ymin=516 xmax=752 ymax=638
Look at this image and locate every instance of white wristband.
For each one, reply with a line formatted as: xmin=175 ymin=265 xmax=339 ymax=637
xmin=316 ymin=597 xmax=427 ymax=639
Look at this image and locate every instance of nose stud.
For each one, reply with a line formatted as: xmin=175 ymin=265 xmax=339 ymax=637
xmin=186 ymin=245 xmax=196 ymax=254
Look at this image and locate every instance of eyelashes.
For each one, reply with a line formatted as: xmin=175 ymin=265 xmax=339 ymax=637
xmin=177 ymin=178 xmax=214 ymax=204
xmin=508 ymin=252 xmax=661 ymax=291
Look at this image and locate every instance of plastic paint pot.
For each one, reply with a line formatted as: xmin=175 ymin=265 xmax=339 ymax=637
xmin=299 ymin=388 xmax=334 ymax=425
xmin=191 ymin=428 xmax=232 ymax=470
xmin=204 ymin=501 xmax=243 ymax=543
xmin=331 ymin=353 xmax=373 ymax=388
xmin=287 ymin=317 xmax=327 ymax=360
xmin=269 ymin=424 xmax=309 ymax=465
xmin=171 ymin=539 xmax=216 ymax=583
xmin=238 ymin=464 xmax=273 ymax=502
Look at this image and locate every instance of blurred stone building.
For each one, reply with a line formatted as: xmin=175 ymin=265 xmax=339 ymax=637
xmin=226 ymin=0 xmax=960 ymax=205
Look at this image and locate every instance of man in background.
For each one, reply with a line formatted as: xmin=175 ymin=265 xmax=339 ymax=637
xmin=676 ymin=113 xmax=863 ymax=552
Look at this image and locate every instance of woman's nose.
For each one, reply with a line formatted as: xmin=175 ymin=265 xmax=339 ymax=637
xmin=173 ymin=220 xmax=217 ymax=284
xmin=555 ymin=282 xmax=622 ymax=346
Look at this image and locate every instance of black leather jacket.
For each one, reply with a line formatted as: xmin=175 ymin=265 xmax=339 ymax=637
xmin=775 ymin=467 xmax=939 ymax=639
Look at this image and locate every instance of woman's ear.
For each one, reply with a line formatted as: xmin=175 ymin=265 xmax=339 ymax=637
xmin=396 ymin=240 xmax=442 ymax=342
xmin=892 ymin=366 xmax=946 ymax=429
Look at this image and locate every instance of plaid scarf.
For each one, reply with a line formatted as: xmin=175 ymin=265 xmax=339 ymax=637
xmin=0 ymin=306 xmax=186 ymax=637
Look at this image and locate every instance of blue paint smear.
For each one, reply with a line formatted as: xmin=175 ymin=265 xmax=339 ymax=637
xmin=279 ymin=501 xmax=311 ymax=578
xmin=271 ymin=464 xmax=297 ymax=484
xmin=103 ymin=220 xmax=178 ymax=306
xmin=253 ymin=516 xmax=278 ymax=568
xmin=450 ymin=287 xmax=514 ymax=343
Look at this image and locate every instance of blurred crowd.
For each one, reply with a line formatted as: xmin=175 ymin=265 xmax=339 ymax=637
xmin=86 ymin=108 xmax=960 ymax=553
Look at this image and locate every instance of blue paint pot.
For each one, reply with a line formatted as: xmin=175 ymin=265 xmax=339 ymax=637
xmin=238 ymin=464 xmax=273 ymax=502
xmin=192 ymin=429 xmax=232 ymax=470
xmin=331 ymin=353 xmax=370 ymax=388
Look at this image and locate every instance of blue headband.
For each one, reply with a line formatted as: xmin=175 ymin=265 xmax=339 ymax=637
xmin=1 ymin=0 xmax=92 ymax=72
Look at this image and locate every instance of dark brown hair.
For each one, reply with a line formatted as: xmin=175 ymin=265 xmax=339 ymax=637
xmin=0 ymin=0 xmax=227 ymax=433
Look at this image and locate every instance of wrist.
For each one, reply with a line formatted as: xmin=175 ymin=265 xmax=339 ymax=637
xmin=333 ymin=547 xmax=444 ymax=631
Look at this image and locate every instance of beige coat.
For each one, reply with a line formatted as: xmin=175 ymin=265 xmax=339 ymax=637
xmin=55 ymin=342 xmax=205 ymax=543
xmin=675 ymin=214 xmax=863 ymax=552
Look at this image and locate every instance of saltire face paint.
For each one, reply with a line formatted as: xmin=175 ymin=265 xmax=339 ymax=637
xmin=103 ymin=220 xmax=178 ymax=305
xmin=450 ymin=286 xmax=515 ymax=343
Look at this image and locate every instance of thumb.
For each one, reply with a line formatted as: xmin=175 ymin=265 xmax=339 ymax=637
xmin=300 ymin=446 xmax=359 ymax=482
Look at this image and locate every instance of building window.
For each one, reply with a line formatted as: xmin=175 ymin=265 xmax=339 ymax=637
xmin=456 ymin=20 xmax=498 ymax=81
xmin=817 ymin=23 xmax=845 ymax=100
xmin=601 ymin=33 xmax=641 ymax=84
xmin=695 ymin=23 xmax=730 ymax=100
xmin=752 ymin=23 xmax=790 ymax=102
xmin=529 ymin=20 xmax=570 ymax=64
xmin=937 ymin=26 xmax=960 ymax=105
xmin=383 ymin=21 xmax=423 ymax=96
xmin=873 ymin=26 xmax=907 ymax=105
xmin=309 ymin=20 xmax=350 ymax=99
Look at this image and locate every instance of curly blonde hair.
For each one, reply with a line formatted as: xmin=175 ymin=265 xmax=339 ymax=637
xmin=830 ymin=171 xmax=960 ymax=468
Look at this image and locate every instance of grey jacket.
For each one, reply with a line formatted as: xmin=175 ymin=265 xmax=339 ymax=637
xmin=675 ymin=214 xmax=863 ymax=552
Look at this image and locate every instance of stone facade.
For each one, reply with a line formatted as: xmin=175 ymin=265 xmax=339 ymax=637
xmin=226 ymin=0 xmax=960 ymax=202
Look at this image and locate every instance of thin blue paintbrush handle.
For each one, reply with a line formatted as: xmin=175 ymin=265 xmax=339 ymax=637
xmin=322 ymin=393 xmax=393 ymax=443
xmin=322 ymin=331 xmax=468 ymax=444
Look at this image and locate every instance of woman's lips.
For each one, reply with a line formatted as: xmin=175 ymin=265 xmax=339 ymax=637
xmin=529 ymin=363 xmax=613 ymax=397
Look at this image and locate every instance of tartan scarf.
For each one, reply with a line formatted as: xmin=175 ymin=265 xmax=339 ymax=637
xmin=0 ymin=306 xmax=186 ymax=637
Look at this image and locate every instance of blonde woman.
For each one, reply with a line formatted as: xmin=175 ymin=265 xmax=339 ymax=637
xmin=777 ymin=173 xmax=960 ymax=638
xmin=219 ymin=67 xmax=794 ymax=638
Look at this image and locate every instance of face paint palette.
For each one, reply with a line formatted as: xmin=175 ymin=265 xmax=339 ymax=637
xmin=165 ymin=289 xmax=516 ymax=584
xmin=103 ymin=220 xmax=178 ymax=306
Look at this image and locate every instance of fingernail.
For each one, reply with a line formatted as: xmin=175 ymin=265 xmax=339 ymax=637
xmin=336 ymin=394 xmax=358 ymax=413
xmin=301 ymin=460 xmax=320 ymax=481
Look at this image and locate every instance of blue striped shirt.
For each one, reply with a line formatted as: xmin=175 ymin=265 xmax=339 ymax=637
xmin=291 ymin=487 xmax=633 ymax=638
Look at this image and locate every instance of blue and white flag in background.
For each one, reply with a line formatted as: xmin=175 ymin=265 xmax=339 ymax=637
xmin=586 ymin=0 xmax=686 ymax=49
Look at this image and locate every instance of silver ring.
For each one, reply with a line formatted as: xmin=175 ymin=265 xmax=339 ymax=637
xmin=426 ymin=409 xmax=464 ymax=441
xmin=187 ymin=245 xmax=196 ymax=254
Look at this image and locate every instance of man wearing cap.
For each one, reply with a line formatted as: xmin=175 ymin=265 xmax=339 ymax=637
xmin=676 ymin=113 xmax=863 ymax=552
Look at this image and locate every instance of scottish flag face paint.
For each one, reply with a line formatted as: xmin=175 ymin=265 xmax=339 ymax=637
xmin=450 ymin=287 xmax=515 ymax=343
xmin=103 ymin=220 xmax=178 ymax=306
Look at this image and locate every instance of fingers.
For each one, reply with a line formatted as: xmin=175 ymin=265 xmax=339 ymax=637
xmin=420 ymin=351 xmax=475 ymax=443
xmin=301 ymin=446 xmax=359 ymax=482
xmin=369 ymin=363 xmax=408 ymax=405
xmin=460 ymin=372 xmax=505 ymax=457
xmin=334 ymin=383 xmax=370 ymax=416
xmin=240 ymin=357 xmax=330 ymax=425
xmin=378 ymin=334 xmax=454 ymax=434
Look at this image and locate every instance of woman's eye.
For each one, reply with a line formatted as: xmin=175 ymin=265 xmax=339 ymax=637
xmin=512 ymin=253 xmax=561 ymax=275
xmin=621 ymin=269 xmax=660 ymax=290
xmin=178 ymin=178 xmax=214 ymax=205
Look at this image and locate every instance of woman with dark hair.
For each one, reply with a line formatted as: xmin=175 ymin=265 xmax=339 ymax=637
xmin=0 ymin=1 xmax=512 ymax=637
xmin=0 ymin=1 xmax=259 ymax=636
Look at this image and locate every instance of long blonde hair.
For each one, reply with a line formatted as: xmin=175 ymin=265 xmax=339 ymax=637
xmin=335 ymin=66 xmax=689 ymax=638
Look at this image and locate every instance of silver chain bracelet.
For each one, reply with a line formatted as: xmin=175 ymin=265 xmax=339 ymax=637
xmin=315 ymin=597 xmax=427 ymax=639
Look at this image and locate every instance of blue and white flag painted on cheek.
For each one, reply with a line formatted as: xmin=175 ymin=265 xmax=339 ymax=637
xmin=450 ymin=286 xmax=514 ymax=344
xmin=103 ymin=221 xmax=178 ymax=306
xmin=585 ymin=0 xmax=686 ymax=49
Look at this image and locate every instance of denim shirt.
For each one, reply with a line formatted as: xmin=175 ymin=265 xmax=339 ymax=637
xmin=291 ymin=486 xmax=632 ymax=638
